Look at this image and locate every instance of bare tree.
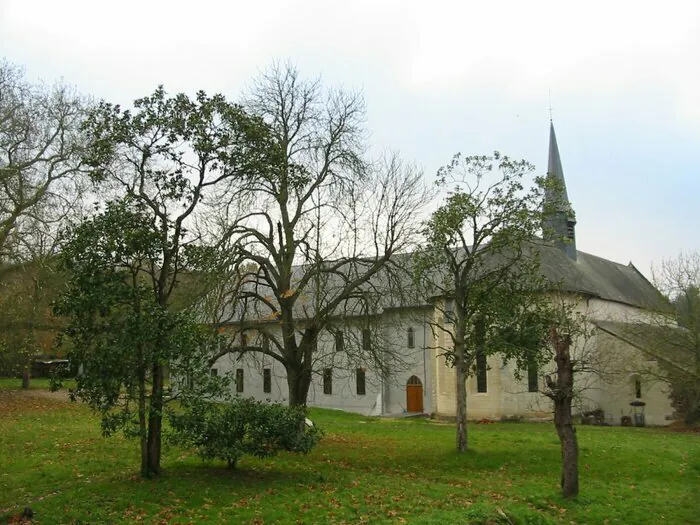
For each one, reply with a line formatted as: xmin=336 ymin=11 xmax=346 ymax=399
xmin=0 ymin=60 xmax=87 ymax=263
xmin=214 ymin=63 xmax=428 ymax=406
xmin=615 ymin=252 xmax=700 ymax=423
xmin=530 ymin=297 xmax=593 ymax=499
xmin=0 ymin=60 xmax=88 ymax=387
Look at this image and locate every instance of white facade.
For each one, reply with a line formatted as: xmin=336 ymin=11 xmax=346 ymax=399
xmin=211 ymin=294 xmax=676 ymax=425
xmin=211 ymin=308 xmax=435 ymax=416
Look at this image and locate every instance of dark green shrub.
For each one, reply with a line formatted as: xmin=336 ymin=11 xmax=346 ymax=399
xmin=169 ymin=397 xmax=322 ymax=468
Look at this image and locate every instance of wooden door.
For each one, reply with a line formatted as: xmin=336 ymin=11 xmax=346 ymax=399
xmin=406 ymin=375 xmax=423 ymax=412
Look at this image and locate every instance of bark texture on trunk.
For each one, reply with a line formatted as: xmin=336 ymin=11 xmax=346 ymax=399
xmin=145 ymin=362 xmax=164 ymax=477
xmin=455 ymin=364 xmax=468 ymax=453
xmin=286 ymin=364 xmax=312 ymax=407
xmin=139 ymin=373 xmax=148 ymax=478
xmin=555 ymin=406 xmax=579 ymax=498
xmin=548 ymin=328 xmax=579 ymax=498
xmin=454 ymin=317 xmax=468 ymax=453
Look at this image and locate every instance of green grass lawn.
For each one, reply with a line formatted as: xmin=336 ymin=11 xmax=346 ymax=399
xmin=1 ymin=386 xmax=698 ymax=524
xmin=0 ymin=377 xmax=52 ymax=390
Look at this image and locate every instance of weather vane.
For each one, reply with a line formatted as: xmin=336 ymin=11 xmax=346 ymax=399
xmin=548 ymin=89 xmax=553 ymax=122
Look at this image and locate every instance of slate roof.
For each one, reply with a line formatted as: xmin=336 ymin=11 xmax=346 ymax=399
xmin=545 ymin=122 xmax=573 ymax=218
xmin=595 ymin=320 xmax=696 ymax=375
xmin=538 ymin=245 xmax=664 ymax=309
xmin=219 ymin=244 xmax=663 ymax=324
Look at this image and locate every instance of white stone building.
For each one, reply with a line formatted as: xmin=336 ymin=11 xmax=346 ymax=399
xmin=211 ymin=123 xmax=676 ymax=425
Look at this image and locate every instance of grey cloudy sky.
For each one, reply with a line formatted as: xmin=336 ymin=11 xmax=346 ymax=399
xmin=2 ymin=0 xmax=698 ymax=276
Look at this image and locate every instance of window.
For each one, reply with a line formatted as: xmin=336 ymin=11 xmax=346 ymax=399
xmin=240 ymin=333 xmax=248 ymax=348
xmin=356 ymin=368 xmax=366 ymax=395
xmin=444 ymin=298 xmax=455 ymax=323
xmin=335 ymin=331 xmax=344 ymax=352
xmin=210 ymin=368 xmax=218 ymax=377
xmin=263 ymin=368 xmax=271 ymax=393
xmin=362 ymin=329 xmax=371 ymax=351
xmin=527 ymin=360 xmax=538 ymax=392
xmin=476 ymin=350 xmax=487 ymax=393
xmin=236 ymin=368 xmax=244 ymax=393
xmin=634 ymin=377 xmax=642 ymax=399
xmin=323 ymin=368 xmax=333 ymax=395
xmin=407 ymin=327 xmax=415 ymax=348
xmin=262 ymin=334 xmax=270 ymax=352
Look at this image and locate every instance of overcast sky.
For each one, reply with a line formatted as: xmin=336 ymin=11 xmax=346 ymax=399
xmin=2 ymin=0 xmax=698 ymax=276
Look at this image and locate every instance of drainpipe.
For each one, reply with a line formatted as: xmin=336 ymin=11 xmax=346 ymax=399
xmin=423 ymin=313 xmax=427 ymax=407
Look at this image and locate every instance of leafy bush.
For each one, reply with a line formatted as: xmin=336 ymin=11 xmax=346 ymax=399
xmin=668 ymin=376 xmax=700 ymax=425
xmin=169 ymin=397 xmax=322 ymax=468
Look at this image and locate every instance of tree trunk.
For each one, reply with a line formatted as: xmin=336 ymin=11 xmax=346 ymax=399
xmin=286 ymin=364 xmax=311 ymax=407
xmin=550 ymin=328 xmax=579 ymax=498
xmin=554 ymin=400 xmax=579 ymax=498
xmin=22 ymin=366 xmax=30 ymax=389
xmin=454 ymin=318 xmax=469 ymax=453
xmin=139 ymin=371 xmax=148 ymax=478
xmin=455 ymin=364 xmax=468 ymax=453
xmin=145 ymin=362 xmax=164 ymax=477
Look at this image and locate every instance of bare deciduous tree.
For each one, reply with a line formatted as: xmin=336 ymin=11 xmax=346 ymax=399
xmin=0 ymin=60 xmax=87 ymax=263
xmin=213 ymin=63 xmax=428 ymax=406
xmin=623 ymin=252 xmax=700 ymax=423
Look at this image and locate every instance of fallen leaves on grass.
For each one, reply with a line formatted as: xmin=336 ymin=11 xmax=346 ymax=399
xmin=0 ymin=390 xmax=70 ymax=418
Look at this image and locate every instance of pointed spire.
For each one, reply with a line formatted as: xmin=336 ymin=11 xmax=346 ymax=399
xmin=546 ymin=122 xmax=571 ymax=213
xmin=544 ymin=121 xmax=577 ymax=260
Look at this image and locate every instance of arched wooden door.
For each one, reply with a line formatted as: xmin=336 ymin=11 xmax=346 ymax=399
xmin=406 ymin=375 xmax=423 ymax=413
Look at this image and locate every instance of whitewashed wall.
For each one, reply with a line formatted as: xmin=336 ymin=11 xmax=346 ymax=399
xmin=210 ymin=295 xmax=675 ymax=425
xmin=211 ymin=307 xmax=434 ymax=416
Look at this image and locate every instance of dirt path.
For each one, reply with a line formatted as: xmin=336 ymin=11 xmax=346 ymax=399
xmin=18 ymin=388 xmax=71 ymax=402
xmin=0 ymin=388 xmax=72 ymax=416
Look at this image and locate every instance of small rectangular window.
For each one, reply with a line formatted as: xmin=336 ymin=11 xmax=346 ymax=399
xmin=445 ymin=298 xmax=455 ymax=323
xmin=476 ymin=350 xmax=487 ymax=393
xmin=240 ymin=333 xmax=248 ymax=347
xmin=407 ymin=327 xmax=415 ymax=348
xmin=262 ymin=334 xmax=270 ymax=352
xmin=527 ymin=360 xmax=538 ymax=392
xmin=263 ymin=368 xmax=271 ymax=393
xmin=335 ymin=331 xmax=344 ymax=352
xmin=236 ymin=368 xmax=244 ymax=393
xmin=356 ymin=368 xmax=366 ymax=395
xmin=210 ymin=368 xmax=218 ymax=377
xmin=362 ymin=329 xmax=371 ymax=351
xmin=634 ymin=378 xmax=642 ymax=399
xmin=323 ymin=368 xmax=333 ymax=395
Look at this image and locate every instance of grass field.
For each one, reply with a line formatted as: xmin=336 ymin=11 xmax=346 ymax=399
xmin=1 ymin=384 xmax=698 ymax=524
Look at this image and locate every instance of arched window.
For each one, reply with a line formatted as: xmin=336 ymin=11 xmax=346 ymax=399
xmin=323 ymin=368 xmax=333 ymax=395
xmin=356 ymin=368 xmax=366 ymax=395
xmin=632 ymin=375 xmax=642 ymax=399
xmin=335 ymin=331 xmax=344 ymax=352
xmin=527 ymin=359 xmax=538 ymax=392
xmin=407 ymin=375 xmax=422 ymax=385
xmin=362 ymin=329 xmax=371 ymax=351
xmin=476 ymin=350 xmax=487 ymax=393
xmin=407 ymin=327 xmax=415 ymax=348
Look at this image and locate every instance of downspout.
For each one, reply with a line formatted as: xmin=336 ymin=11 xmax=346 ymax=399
xmin=424 ymin=311 xmax=430 ymax=412
xmin=381 ymin=321 xmax=385 ymax=415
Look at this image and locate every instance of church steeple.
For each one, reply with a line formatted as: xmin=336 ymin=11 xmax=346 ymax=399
xmin=543 ymin=121 xmax=577 ymax=260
